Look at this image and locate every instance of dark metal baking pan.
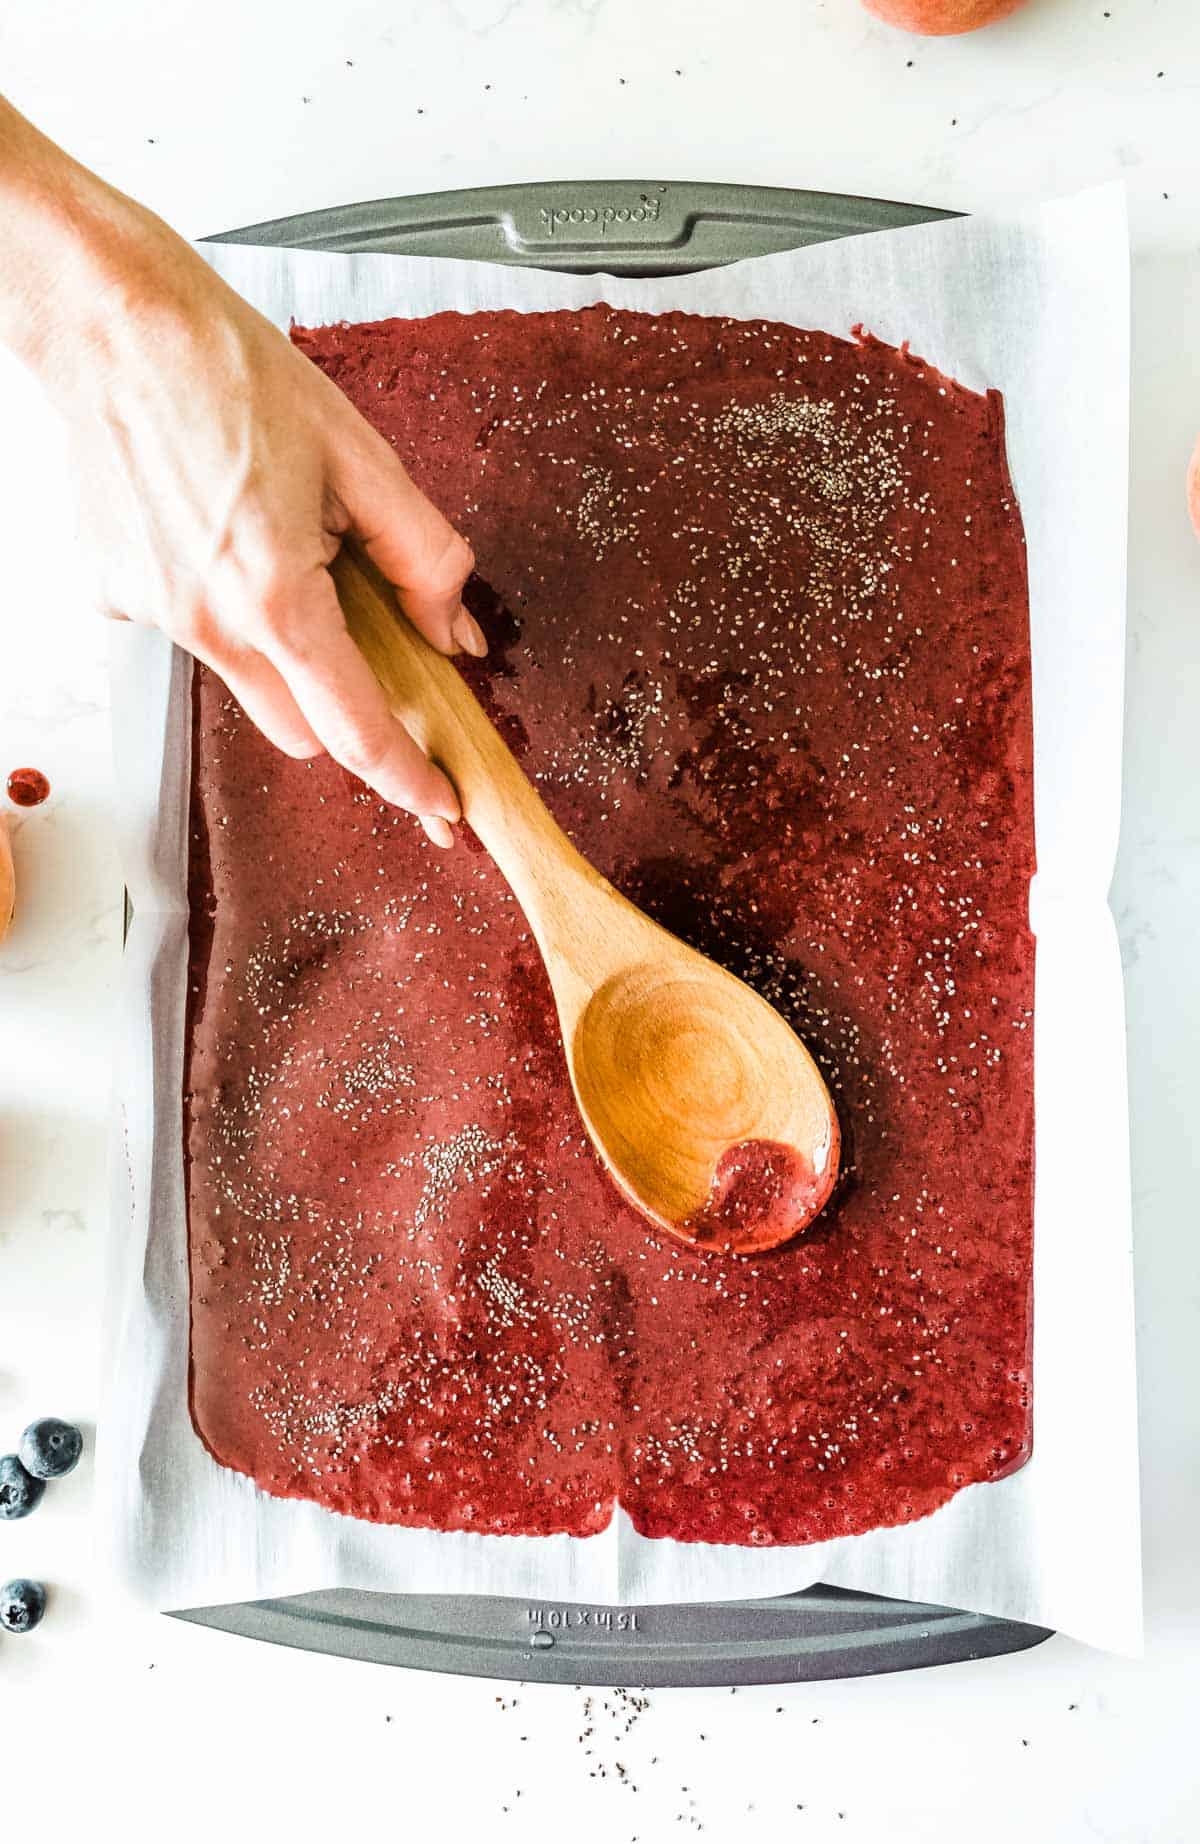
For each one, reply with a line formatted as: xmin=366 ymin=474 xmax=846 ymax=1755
xmin=181 ymin=180 xmax=1046 ymax=1683
xmin=211 ymin=177 xmax=956 ymax=275
xmin=172 ymin=1584 xmax=1050 ymax=1687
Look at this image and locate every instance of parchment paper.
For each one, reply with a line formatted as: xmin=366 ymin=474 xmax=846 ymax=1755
xmin=102 ymin=185 xmax=1140 ymax=1650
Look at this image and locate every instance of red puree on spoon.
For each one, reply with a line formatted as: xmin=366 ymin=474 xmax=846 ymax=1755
xmin=6 ymin=768 xmax=50 ymax=808
xmin=681 ymin=1137 xmax=837 ymax=1254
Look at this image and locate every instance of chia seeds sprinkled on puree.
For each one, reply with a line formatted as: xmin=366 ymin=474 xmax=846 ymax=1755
xmin=184 ymin=305 xmax=1034 ymax=1544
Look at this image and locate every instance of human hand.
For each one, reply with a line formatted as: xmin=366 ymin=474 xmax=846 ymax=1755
xmin=2 ymin=108 xmax=479 ymax=843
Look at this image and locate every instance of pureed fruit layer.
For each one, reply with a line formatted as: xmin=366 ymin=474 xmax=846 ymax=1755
xmin=185 ymin=306 xmax=1035 ymax=1545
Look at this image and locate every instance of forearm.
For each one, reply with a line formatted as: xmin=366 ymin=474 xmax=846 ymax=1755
xmin=0 ymin=96 xmax=473 ymax=823
xmin=0 ymin=96 xmax=182 ymax=385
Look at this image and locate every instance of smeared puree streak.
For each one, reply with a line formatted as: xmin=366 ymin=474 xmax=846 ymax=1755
xmin=6 ymin=767 xmax=50 ymax=808
xmin=184 ymin=305 xmax=1035 ymax=1547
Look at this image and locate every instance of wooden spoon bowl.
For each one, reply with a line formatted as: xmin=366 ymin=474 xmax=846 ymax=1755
xmin=336 ymin=547 xmax=839 ymax=1253
xmin=572 ymin=959 xmax=838 ymax=1249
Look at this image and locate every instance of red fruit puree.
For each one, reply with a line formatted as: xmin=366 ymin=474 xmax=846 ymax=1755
xmin=184 ymin=305 xmax=1035 ymax=1546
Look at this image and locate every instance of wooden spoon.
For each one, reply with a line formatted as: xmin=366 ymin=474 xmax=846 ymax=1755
xmin=335 ymin=546 xmax=840 ymax=1254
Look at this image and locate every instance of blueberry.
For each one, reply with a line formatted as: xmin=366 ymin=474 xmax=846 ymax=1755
xmin=18 ymin=1417 xmax=83 ymax=1481
xmin=0 ymin=1454 xmax=45 ymax=1520
xmin=0 ymin=1579 xmax=47 ymax=1634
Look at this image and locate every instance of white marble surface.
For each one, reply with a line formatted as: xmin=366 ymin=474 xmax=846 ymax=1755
xmin=0 ymin=2 xmax=1198 ymax=1838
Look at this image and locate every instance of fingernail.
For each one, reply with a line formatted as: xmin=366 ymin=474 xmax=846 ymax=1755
xmin=452 ymin=608 xmax=488 ymax=658
xmin=419 ymin=814 xmax=455 ymax=850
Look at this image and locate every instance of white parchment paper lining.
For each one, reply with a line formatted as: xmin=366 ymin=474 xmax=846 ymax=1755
xmin=103 ymin=185 xmax=1140 ymax=1651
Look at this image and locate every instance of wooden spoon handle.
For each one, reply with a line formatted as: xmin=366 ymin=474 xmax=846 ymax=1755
xmin=333 ymin=545 xmax=597 ymax=954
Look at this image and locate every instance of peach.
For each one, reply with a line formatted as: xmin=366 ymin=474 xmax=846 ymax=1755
xmin=0 ymin=816 xmax=13 ymax=946
xmin=1189 ymin=436 xmax=1200 ymax=541
xmin=861 ymin=0 xmax=1029 ymax=34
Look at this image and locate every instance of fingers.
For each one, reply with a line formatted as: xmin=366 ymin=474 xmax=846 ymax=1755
xmin=418 ymin=815 xmax=456 ymax=850
xmin=333 ymin=419 xmax=486 ymax=659
xmin=178 ymin=623 xmax=325 ymax=761
xmin=217 ymin=651 xmax=324 ymax=760
xmin=259 ymin=568 xmax=462 ymax=826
